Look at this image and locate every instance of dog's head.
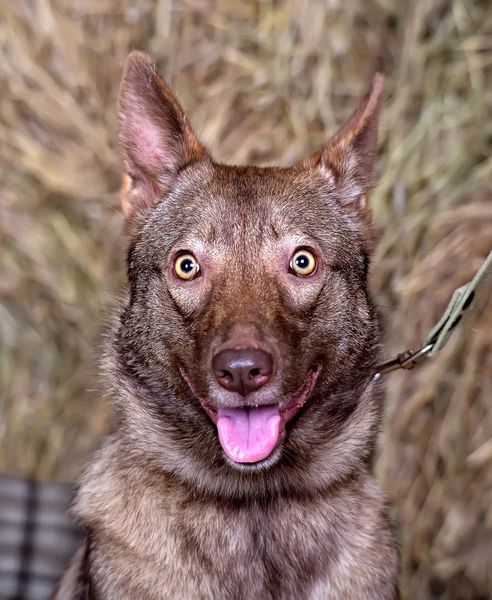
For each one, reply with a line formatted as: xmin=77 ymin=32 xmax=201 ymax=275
xmin=110 ymin=51 xmax=384 ymax=497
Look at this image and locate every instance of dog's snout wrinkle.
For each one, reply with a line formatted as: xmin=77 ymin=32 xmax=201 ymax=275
xmin=212 ymin=348 xmax=273 ymax=395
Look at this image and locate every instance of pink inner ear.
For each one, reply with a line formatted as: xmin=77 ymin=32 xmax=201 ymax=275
xmin=132 ymin=114 xmax=176 ymax=175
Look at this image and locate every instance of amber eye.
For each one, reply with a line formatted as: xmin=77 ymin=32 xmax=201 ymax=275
xmin=290 ymin=249 xmax=317 ymax=277
xmin=174 ymin=253 xmax=200 ymax=280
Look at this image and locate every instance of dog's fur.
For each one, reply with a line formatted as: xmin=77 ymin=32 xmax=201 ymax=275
xmin=55 ymin=51 xmax=399 ymax=599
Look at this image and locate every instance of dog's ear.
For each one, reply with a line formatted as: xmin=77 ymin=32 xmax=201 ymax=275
xmin=117 ymin=51 xmax=208 ymax=225
xmin=302 ymin=74 xmax=384 ymax=222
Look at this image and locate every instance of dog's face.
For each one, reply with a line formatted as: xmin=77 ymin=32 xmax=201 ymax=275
xmin=112 ymin=52 xmax=384 ymax=496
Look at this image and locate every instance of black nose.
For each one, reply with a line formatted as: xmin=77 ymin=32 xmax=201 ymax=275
xmin=212 ymin=348 xmax=273 ymax=395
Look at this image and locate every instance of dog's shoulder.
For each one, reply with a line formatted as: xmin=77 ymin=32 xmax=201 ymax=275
xmin=52 ymin=544 xmax=93 ymax=600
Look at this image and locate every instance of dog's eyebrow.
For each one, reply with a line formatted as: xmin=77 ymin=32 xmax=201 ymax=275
xmin=171 ymin=225 xmax=219 ymax=250
xmin=204 ymin=223 xmax=219 ymax=244
xmin=269 ymin=222 xmax=281 ymax=240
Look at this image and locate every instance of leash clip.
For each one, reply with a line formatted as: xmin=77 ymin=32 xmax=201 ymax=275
xmin=373 ymin=343 xmax=434 ymax=382
xmin=372 ymin=247 xmax=491 ymax=383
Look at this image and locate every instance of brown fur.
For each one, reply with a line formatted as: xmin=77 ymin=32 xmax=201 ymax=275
xmin=54 ymin=52 xmax=399 ymax=599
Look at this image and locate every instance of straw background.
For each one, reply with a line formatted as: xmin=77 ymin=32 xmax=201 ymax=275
xmin=1 ymin=1 xmax=491 ymax=598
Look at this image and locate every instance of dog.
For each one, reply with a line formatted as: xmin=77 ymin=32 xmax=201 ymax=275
xmin=54 ymin=51 xmax=399 ymax=599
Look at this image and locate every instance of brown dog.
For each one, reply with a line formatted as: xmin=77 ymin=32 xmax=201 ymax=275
xmin=54 ymin=51 xmax=399 ymax=599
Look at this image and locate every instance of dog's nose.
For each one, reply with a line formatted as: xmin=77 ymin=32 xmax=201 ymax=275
xmin=212 ymin=348 xmax=273 ymax=395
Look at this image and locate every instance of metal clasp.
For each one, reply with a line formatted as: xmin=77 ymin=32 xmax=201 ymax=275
xmin=373 ymin=343 xmax=434 ymax=382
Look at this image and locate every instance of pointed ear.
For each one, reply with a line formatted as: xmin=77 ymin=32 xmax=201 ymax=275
xmin=117 ymin=51 xmax=208 ymax=222
xmin=303 ymin=74 xmax=384 ymax=221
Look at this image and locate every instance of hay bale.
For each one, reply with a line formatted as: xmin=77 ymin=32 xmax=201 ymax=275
xmin=375 ymin=192 xmax=492 ymax=599
xmin=0 ymin=1 xmax=490 ymax=597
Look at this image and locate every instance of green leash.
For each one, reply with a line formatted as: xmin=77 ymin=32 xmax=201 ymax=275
xmin=374 ymin=248 xmax=492 ymax=381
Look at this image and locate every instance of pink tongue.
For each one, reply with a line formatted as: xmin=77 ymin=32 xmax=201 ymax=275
xmin=217 ymin=405 xmax=281 ymax=463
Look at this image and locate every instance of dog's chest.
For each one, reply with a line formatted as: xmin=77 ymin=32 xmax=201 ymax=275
xmin=92 ymin=494 xmax=342 ymax=599
xmin=77 ymin=452 xmax=397 ymax=599
xmin=168 ymin=501 xmax=337 ymax=598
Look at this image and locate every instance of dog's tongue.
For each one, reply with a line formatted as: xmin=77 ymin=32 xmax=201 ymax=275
xmin=217 ymin=405 xmax=281 ymax=463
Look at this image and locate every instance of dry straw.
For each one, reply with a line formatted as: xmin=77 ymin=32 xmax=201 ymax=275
xmin=0 ymin=1 xmax=491 ymax=598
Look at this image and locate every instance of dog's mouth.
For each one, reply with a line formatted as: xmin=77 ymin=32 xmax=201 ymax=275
xmin=180 ymin=365 xmax=321 ymax=465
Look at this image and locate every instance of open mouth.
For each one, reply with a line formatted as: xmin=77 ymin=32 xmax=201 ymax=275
xmin=181 ymin=365 xmax=321 ymax=464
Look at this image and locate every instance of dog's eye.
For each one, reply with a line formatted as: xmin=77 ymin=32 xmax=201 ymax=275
xmin=290 ymin=249 xmax=317 ymax=277
xmin=174 ymin=254 xmax=200 ymax=280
